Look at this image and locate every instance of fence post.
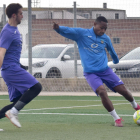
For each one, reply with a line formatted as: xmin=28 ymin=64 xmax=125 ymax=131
xmin=3 ymin=4 xmax=6 ymax=26
xmin=28 ymin=0 xmax=32 ymax=75
xmin=73 ymin=1 xmax=77 ymax=78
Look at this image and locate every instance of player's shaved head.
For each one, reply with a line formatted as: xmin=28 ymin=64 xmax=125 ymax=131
xmin=95 ymin=16 xmax=108 ymax=24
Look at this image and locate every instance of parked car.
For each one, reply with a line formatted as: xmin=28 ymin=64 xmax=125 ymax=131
xmin=20 ymin=44 xmax=83 ymax=78
xmin=108 ymin=47 xmax=140 ymax=78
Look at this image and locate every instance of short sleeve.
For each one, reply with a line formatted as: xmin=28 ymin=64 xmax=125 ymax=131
xmin=0 ymin=30 xmax=13 ymax=50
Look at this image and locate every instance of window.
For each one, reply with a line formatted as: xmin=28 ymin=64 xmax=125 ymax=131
xmin=51 ymin=12 xmax=53 ymax=19
xmin=96 ymin=14 xmax=101 ymax=18
xmin=83 ymin=13 xmax=90 ymax=19
xmin=32 ymin=14 xmax=36 ymax=19
xmin=113 ymin=38 xmax=120 ymax=44
xmin=62 ymin=10 xmax=64 ymax=19
xmin=26 ymin=33 xmax=28 ymax=45
xmin=21 ymin=46 xmax=64 ymax=58
xmin=115 ymin=13 xmax=119 ymax=19
xmin=64 ymin=48 xmax=81 ymax=60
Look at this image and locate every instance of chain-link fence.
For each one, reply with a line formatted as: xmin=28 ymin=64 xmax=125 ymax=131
xmin=0 ymin=0 xmax=140 ymax=92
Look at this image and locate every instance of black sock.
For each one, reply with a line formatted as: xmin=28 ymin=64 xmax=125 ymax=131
xmin=0 ymin=104 xmax=15 ymax=119
xmin=14 ymin=82 xmax=42 ymax=111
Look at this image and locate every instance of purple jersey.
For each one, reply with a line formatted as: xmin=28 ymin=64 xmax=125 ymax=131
xmin=0 ymin=23 xmax=38 ymax=102
xmin=0 ymin=23 xmax=22 ymax=70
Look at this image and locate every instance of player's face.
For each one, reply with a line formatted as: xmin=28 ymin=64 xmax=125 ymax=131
xmin=16 ymin=8 xmax=23 ymax=25
xmin=94 ymin=21 xmax=107 ymax=36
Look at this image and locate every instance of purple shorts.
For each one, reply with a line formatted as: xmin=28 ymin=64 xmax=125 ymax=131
xmin=84 ymin=67 xmax=124 ymax=95
xmin=1 ymin=65 xmax=38 ymax=102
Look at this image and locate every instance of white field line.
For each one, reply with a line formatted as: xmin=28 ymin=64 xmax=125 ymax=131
xmin=0 ymin=99 xmax=140 ymax=102
xmin=21 ymin=104 xmax=102 ymax=111
xmin=19 ymin=112 xmax=133 ymax=117
xmin=1 ymin=99 xmax=140 ymax=102
xmin=21 ymin=102 xmax=132 ymax=112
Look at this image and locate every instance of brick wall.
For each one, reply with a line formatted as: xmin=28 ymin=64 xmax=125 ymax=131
xmin=32 ymin=19 xmax=140 ymax=59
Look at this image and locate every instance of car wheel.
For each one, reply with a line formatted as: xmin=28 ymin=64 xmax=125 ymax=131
xmin=46 ymin=68 xmax=62 ymax=78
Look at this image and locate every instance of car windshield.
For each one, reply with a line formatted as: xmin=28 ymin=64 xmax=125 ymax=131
xmin=120 ymin=47 xmax=140 ymax=60
xmin=21 ymin=46 xmax=65 ymax=58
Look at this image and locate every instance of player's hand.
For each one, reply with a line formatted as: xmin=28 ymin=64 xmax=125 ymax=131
xmin=20 ymin=63 xmax=28 ymax=70
xmin=53 ymin=22 xmax=59 ymax=30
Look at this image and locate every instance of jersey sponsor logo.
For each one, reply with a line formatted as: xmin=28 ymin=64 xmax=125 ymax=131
xmin=84 ymin=43 xmax=101 ymax=53
xmin=14 ymin=30 xmax=17 ymax=34
xmin=119 ymin=80 xmax=122 ymax=82
xmin=88 ymin=36 xmax=92 ymax=38
xmin=84 ymin=40 xmax=105 ymax=53
xmin=91 ymin=43 xmax=98 ymax=48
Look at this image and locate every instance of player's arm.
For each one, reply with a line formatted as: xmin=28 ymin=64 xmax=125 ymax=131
xmin=106 ymin=36 xmax=119 ymax=64
xmin=53 ymin=22 xmax=82 ymax=41
xmin=0 ymin=47 xmax=6 ymax=68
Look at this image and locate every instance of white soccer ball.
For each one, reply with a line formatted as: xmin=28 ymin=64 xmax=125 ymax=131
xmin=133 ymin=110 xmax=140 ymax=125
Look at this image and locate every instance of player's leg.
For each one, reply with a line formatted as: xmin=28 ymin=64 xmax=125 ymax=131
xmin=102 ymin=68 xmax=140 ymax=110
xmin=114 ymin=84 xmax=140 ymax=110
xmin=96 ymin=85 xmax=114 ymax=112
xmin=11 ymin=82 xmax=42 ymax=113
xmin=84 ymin=71 xmax=122 ymax=127
xmin=0 ymin=95 xmax=21 ymax=119
xmin=5 ymin=82 xmax=42 ymax=128
xmin=2 ymin=65 xmax=42 ymax=127
xmin=101 ymin=67 xmax=140 ymax=126
xmin=84 ymin=72 xmax=115 ymax=112
xmin=95 ymin=85 xmax=123 ymax=127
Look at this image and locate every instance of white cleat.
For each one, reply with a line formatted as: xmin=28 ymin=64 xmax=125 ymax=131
xmin=5 ymin=110 xmax=21 ymax=128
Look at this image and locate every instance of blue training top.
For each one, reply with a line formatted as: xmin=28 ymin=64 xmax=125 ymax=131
xmin=0 ymin=23 xmax=22 ymax=70
xmin=55 ymin=26 xmax=119 ymax=73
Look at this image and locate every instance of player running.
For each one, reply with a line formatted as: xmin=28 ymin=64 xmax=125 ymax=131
xmin=0 ymin=3 xmax=42 ymax=128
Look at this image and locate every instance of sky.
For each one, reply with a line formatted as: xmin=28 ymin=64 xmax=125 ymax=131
xmin=0 ymin=0 xmax=140 ymax=17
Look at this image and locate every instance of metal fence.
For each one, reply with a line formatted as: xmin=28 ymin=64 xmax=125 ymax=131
xmin=0 ymin=0 xmax=140 ymax=92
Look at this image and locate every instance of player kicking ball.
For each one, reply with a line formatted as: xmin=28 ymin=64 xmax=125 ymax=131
xmin=53 ymin=16 xmax=140 ymax=127
xmin=0 ymin=3 xmax=42 ymax=128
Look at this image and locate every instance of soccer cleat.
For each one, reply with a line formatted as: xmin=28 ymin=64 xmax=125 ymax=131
xmin=5 ymin=110 xmax=21 ymax=128
xmin=134 ymin=104 xmax=140 ymax=111
xmin=115 ymin=118 xmax=124 ymax=127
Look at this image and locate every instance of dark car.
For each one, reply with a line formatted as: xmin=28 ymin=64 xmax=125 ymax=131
xmin=108 ymin=47 xmax=140 ymax=78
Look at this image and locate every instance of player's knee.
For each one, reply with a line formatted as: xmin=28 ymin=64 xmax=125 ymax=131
xmin=115 ymin=85 xmax=128 ymax=95
xmin=32 ymin=82 xmax=42 ymax=94
xmin=98 ymin=90 xmax=107 ymax=97
xmin=96 ymin=88 xmax=107 ymax=97
xmin=36 ymin=82 xmax=42 ymax=93
xmin=96 ymin=86 xmax=107 ymax=97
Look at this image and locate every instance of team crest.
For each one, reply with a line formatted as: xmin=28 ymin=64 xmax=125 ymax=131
xmin=101 ymin=40 xmax=104 ymax=44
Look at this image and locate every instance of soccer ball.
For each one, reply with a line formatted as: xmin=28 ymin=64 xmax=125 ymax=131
xmin=133 ymin=110 xmax=140 ymax=125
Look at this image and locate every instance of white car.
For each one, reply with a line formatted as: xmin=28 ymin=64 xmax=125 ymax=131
xmin=20 ymin=44 xmax=83 ymax=78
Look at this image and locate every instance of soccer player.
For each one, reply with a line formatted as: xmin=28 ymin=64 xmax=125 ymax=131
xmin=53 ymin=16 xmax=140 ymax=127
xmin=0 ymin=3 xmax=42 ymax=128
